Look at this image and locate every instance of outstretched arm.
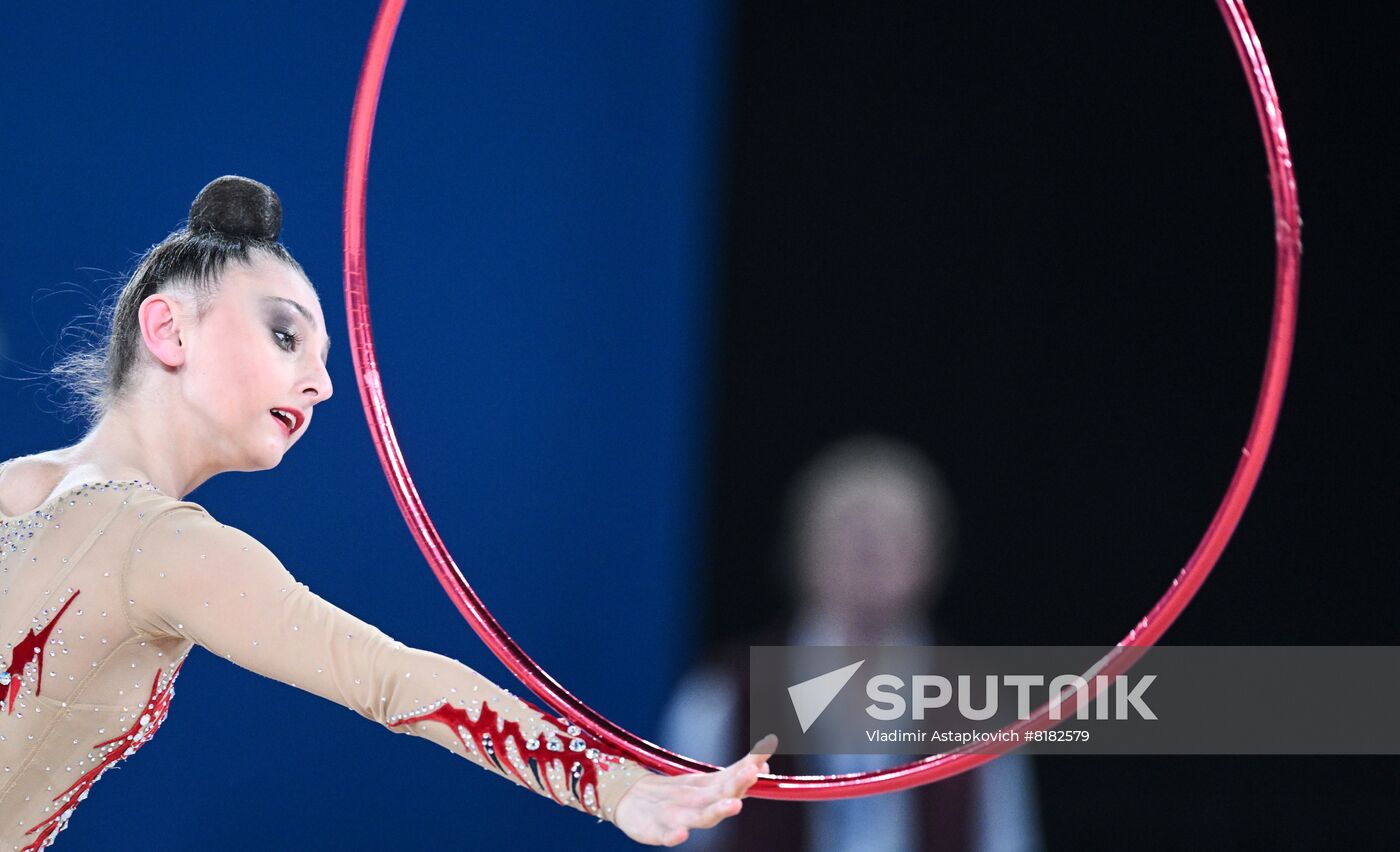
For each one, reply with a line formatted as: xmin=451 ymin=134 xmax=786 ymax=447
xmin=123 ymin=503 xmax=766 ymax=842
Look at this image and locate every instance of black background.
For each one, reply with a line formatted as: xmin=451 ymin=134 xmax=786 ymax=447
xmin=701 ymin=3 xmax=1397 ymax=849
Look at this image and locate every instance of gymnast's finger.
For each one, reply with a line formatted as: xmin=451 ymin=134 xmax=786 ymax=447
xmin=731 ymin=733 xmax=776 ymax=774
xmin=712 ymin=759 xmax=762 ymax=799
xmin=690 ymin=795 xmax=743 ymax=829
xmin=749 ymin=733 xmax=778 ymax=758
xmin=719 ymin=734 xmax=776 ymax=796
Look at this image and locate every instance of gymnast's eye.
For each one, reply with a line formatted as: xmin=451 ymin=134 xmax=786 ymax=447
xmin=273 ymin=328 xmax=301 ymax=352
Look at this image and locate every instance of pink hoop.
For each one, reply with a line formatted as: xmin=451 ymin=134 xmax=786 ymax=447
xmin=341 ymin=0 xmax=1299 ymax=799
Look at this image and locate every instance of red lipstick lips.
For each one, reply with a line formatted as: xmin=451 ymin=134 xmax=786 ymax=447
xmin=269 ymin=407 xmax=304 ymax=436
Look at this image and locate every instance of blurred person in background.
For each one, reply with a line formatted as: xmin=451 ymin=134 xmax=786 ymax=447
xmin=661 ymin=434 xmax=1043 ymax=851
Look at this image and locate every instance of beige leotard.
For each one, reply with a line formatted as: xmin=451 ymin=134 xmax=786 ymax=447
xmin=0 ymin=471 xmax=649 ymax=850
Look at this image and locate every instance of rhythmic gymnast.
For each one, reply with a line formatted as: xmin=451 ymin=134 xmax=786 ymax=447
xmin=0 ymin=175 xmax=772 ymax=850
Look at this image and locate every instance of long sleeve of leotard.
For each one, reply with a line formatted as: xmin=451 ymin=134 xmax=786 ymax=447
xmin=121 ymin=502 xmax=651 ymax=823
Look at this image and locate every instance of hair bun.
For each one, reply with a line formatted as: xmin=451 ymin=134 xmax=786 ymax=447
xmin=188 ymin=175 xmax=282 ymax=240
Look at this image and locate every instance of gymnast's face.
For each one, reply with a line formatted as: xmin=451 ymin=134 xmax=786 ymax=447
xmin=173 ymin=254 xmax=333 ymax=471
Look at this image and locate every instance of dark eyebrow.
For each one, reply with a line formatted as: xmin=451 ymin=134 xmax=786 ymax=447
xmin=263 ymin=296 xmax=332 ymax=364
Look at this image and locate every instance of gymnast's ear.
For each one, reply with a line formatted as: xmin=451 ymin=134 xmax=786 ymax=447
xmin=138 ymin=293 xmax=187 ymax=369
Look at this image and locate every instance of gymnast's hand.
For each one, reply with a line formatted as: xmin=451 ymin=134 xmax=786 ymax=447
xmin=613 ymin=734 xmax=777 ymax=846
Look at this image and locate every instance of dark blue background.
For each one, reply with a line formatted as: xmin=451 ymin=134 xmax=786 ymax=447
xmin=1 ymin=2 xmax=725 ymax=849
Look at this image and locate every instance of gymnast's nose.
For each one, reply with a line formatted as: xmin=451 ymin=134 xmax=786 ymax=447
xmin=302 ymin=358 xmax=333 ymax=404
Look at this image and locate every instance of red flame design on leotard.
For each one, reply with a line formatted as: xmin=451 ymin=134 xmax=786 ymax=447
xmin=21 ymin=660 xmax=184 ymax=852
xmin=389 ymin=698 xmax=627 ymax=816
xmin=2 ymin=592 xmax=79 ymax=713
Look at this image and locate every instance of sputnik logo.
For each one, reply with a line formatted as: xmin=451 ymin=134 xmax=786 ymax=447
xmin=787 ymin=660 xmax=864 ymax=733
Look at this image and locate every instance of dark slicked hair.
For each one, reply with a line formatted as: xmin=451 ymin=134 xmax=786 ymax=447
xmin=53 ymin=176 xmax=305 ymax=423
